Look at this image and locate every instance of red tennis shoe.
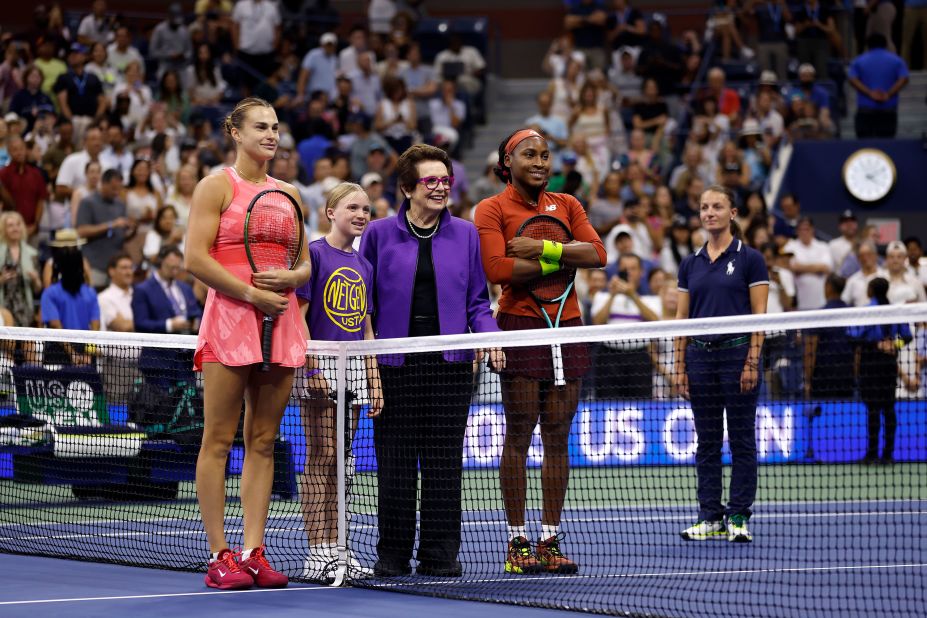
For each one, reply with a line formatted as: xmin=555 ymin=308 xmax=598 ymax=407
xmin=205 ymin=549 xmax=254 ymax=590
xmin=239 ymin=545 xmax=289 ymax=588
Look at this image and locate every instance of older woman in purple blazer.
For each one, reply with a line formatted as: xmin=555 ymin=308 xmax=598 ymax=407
xmin=359 ymin=144 xmax=504 ymax=578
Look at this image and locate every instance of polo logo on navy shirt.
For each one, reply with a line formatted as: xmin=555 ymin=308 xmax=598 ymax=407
xmin=726 ymin=260 xmax=735 ymax=276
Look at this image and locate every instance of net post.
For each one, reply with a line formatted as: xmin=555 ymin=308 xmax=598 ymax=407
xmin=331 ymin=343 xmax=348 ymax=587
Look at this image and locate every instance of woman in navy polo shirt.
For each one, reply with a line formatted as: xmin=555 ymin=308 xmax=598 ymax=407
xmin=673 ymin=185 xmax=769 ymax=543
xmin=359 ymin=144 xmax=503 ymax=578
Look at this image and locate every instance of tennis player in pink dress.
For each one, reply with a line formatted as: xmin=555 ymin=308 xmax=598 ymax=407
xmin=186 ymin=97 xmax=311 ymax=590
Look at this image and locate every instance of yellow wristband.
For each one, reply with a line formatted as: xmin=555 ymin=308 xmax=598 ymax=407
xmin=541 ymin=240 xmax=563 ymax=262
xmin=539 ymin=257 xmax=561 ymax=276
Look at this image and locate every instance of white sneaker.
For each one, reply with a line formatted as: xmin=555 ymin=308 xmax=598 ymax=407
xmin=302 ymin=546 xmax=337 ymax=583
xmin=680 ymin=520 xmax=727 ymax=541
xmin=727 ymin=514 xmax=753 ymax=543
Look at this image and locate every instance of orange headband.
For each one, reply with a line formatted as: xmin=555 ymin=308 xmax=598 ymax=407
xmin=505 ymin=129 xmax=544 ymax=155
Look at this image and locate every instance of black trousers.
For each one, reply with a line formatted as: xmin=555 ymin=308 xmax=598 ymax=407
xmin=374 ymin=353 xmax=473 ymax=566
xmin=859 ymin=346 xmax=899 ymax=460
xmin=855 ymin=108 xmax=898 ymax=138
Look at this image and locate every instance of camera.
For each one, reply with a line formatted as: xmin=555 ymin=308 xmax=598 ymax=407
xmin=617 ymin=270 xmax=628 ymax=281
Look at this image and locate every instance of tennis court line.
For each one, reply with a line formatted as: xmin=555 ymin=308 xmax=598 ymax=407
xmin=4 ymin=564 xmax=921 ymax=605
xmin=0 ymin=585 xmax=340 ymax=606
xmin=0 ymin=498 xmax=927 ymax=529
xmin=376 ymin=562 xmax=927 ymax=588
xmin=349 ymin=509 xmax=927 ymax=531
xmin=4 ymin=510 xmax=926 ymax=542
xmin=3 ymin=498 xmax=925 ymax=529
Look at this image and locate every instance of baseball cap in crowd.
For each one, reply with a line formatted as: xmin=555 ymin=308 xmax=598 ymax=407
xmin=3 ymin=112 xmax=21 ymax=124
xmin=798 ymin=63 xmax=816 ymax=76
xmin=346 ymin=112 xmax=370 ymax=130
xmin=320 ymin=176 xmax=341 ymax=194
xmin=723 ymin=160 xmax=742 ymax=173
xmin=277 ymin=133 xmax=295 ymax=150
xmin=320 ymin=32 xmax=338 ymax=46
xmin=758 ymin=70 xmax=778 ymax=86
xmin=886 ymin=240 xmax=907 ymax=254
xmin=839 ymin=209 xmax=857 ymax=222
xmin=70 ymin=42 xmax=89 ymax=54
xmin=486 ymin=151 xmax=500 ymax=167
xmin=360 ymin=172 xmax=382 ymax=189
xmin=368 ymin=143 xmax=387 ymax=155
xmin=740 ymin=118 xmax=762 ymax=137
xmin=561 ymin=150 xmax=578 ymax=164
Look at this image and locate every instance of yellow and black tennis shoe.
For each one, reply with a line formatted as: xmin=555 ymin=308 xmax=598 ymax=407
xmin=536 ymin=533 xmax=578 ymax=574
xmin=505 ymin=536 xmax=542 ymax=574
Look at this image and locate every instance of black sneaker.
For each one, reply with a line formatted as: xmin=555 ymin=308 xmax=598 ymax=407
xmin=416 ymin=560 xmax=462 ymax=577
xmin=373 ymin=557 xmax=412 ymax=577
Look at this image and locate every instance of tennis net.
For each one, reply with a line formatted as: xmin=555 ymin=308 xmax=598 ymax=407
xmin=0 ymin=303 xmax=925 ymax=617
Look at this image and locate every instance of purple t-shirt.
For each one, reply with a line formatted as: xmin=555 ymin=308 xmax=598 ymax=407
xmin=295 ymin=237 xmax=372 ymax=341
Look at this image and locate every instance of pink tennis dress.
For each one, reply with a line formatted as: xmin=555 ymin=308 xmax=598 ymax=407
xmin=193 ymin=168 xmax=308 ymax=370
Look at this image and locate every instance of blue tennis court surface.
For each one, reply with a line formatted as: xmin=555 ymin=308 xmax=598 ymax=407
xmin=2 ymin=499 xmax=924 ymax=617
xmin=349 ymin=501 xmax=927 ymax=617
xmin=0 ymin=554 xmax=591 ymax=618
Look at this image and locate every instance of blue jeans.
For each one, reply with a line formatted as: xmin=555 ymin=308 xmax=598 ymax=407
xmin=686 ymin=343 xmax=759 ymax=522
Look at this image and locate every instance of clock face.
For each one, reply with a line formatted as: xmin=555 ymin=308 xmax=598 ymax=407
xmin=842 ymin=149 xmax=896 ymax=203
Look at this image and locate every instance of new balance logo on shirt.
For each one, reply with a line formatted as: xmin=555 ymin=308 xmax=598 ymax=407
xmin=545 ymin=205 xmax=557 ymax=212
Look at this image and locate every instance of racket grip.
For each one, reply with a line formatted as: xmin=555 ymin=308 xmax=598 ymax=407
xmin=552 ymin=343 xmax=565 ymax=386
xmin=260 ymin=314 xmax=275 ymax=372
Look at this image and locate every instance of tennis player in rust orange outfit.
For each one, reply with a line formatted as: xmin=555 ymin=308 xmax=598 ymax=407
xmin=474 ymin=129 xmax=606 ymax=575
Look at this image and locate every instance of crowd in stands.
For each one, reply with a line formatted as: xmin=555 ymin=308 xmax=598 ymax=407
xmin=539 ymin=0 xmax=926 ymax=400
xmin=0 ymin=0 xmax=923 ymax=397
xmin=0 ymin=0 xmax=485 ymax=344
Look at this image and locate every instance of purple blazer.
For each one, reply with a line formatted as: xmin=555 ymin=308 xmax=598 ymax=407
xmin=358 ymin=200 xmax=499 ymax=365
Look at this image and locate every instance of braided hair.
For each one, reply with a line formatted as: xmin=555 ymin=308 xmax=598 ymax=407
xmin=492 ymin=130 xmax=519 ymax=183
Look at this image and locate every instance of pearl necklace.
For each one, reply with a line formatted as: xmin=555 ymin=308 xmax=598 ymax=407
xmin=235 ymin=166 xmax=266 ymax=184
xmin=406 ymin=212 xmax=439 ymax=239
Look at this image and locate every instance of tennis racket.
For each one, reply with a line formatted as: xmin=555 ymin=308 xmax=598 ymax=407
xmin=243 ymin=189 xmax=305 ymax=372
xmin=516 ymin=214 xmax=576 ymax=386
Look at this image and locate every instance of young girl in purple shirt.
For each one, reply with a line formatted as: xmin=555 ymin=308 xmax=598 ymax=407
xmin=296 ymin=182 xmax=382 ymax=582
